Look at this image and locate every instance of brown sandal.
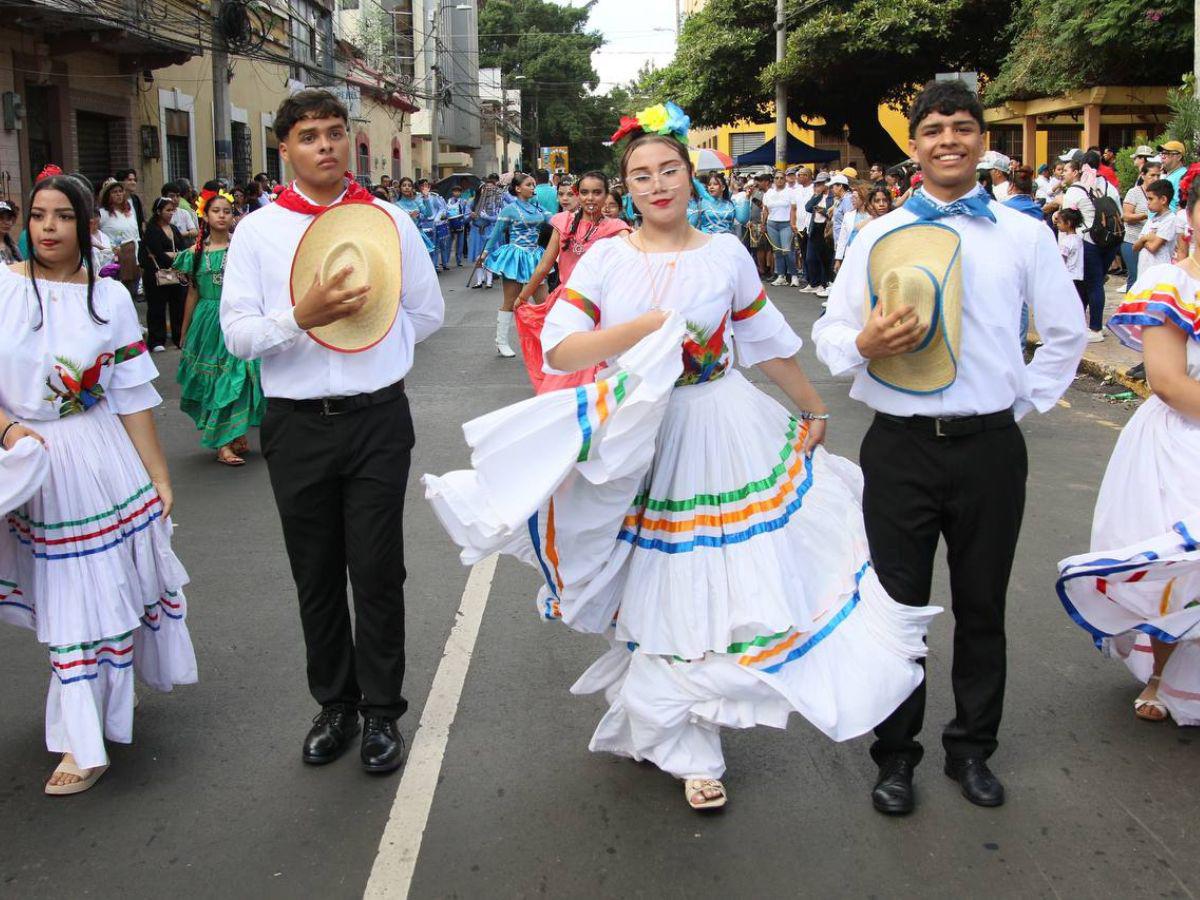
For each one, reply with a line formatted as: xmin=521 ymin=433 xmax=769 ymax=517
xmin=216 ymin=447 xmax=245 ymax=467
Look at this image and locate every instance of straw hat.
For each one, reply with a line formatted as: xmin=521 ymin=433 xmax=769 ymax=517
xmin=289 ymin=203 xmax=403 ymax=353
xmin=865 ymin=222 xmax=962 ymax=395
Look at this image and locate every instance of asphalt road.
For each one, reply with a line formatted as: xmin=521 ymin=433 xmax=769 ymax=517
xmin=2 ymin=269 xmax=1196 ymax=900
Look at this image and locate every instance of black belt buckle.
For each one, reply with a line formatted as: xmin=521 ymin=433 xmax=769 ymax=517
xmin=320 ymin=397 xmax=346 ymax=417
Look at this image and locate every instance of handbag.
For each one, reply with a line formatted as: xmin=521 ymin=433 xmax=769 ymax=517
xmin=117 ymin=240 xmax=139 ymax=281
xmin=149 ymin=227 xmax=184 ymax=286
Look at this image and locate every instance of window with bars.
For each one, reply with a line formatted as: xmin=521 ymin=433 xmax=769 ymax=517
xmin=165 ymin=108 xmax=191 ymax=183
xmin=357 ymin=141 xmax=370 ymax=180
xmin=265 ymin=127 xmax=282 ymax=183
xmin=1044 ymin=127 xmax=1082 ymax=164
xmin=987 ymin=125 xmax=1023 ymax=162
xmin=232 ymin=121 xmax=252 ymax=186
xmin=392 ymin=147 xmax=401 ymax=180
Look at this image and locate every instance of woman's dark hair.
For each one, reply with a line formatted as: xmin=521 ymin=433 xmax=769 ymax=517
xmin=706 ymin=172 xmax=729 ymax=197
xmin=25 ymin=175 xmax=101 ymax=329
xmin=152 ymin=196 xmax=174 ymax=219
xmin=114 ymin=168 xmax=137 ymax=183
xmin=1187 ymin=184 xmax=1200 ymax=217
xmin=566 ymin=170 xmax=610 ymax=241
xmin=372 ymin=187 xmax=390 ymax=201
xmin=1081 ymin=150 xmax=1102 ymax=170
xmin=907 ymin=80 xmax=985 ymax=138
xmin=416 ymin=178 xmax=430 ymax=189
xmin=191 ymin=193 xmax=234 ymax=278
xmin=274 ymin=89 xmax=349 ymax=141
xmin=1057 ymin=208 xmax=1083 ymax=230
xmin=99 ymin=181 xmax=129 ymax=214
xmin=1010 ymin=166 xmax=1035 ymax=195
xmin=509 ymin=173 xmax=535 ymax=196
xmin=398 ymin=177 xmax=414 ymax=189
xmin=866 ymin=186 xmax=893 ymax=215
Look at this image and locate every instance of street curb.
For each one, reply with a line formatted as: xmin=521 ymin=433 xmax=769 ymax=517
xmin=1077 ymin=354 xmax=1150 ymax=398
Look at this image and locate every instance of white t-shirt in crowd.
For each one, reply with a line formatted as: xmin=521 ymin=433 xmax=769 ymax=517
xmin=790 ymin=183 xmax=813 ymax=230
xmin=762 ymin=187 xmax=794 ymax=223
xmin=1122 ymin=185 xmax=1149 ymax=243
xmin=1035 ymin=175 xmax=1060 ymax=201
xmin=1139 ymin=213 xmax=1179 ymax=272
xmin=1058 ymin=231 xmax=1083 ymax=280
xmin=1061 ymin=180 xmax=1122 ymax=245
xmin=991 ymin=180 xmax=1011 ymax=202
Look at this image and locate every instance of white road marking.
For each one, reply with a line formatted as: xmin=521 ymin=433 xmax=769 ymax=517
xmin=364 ymin=554 xmax=499 ymax=899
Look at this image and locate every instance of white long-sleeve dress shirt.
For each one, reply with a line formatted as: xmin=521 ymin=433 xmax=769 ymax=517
xmin=812 ymin=192 xmax=1087 ymax=420
xmin=220 ymin=188 xmax=445 ymax=399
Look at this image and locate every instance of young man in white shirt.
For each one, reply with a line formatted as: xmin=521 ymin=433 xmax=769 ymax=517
xmin=790 ymin=168 xmax=814 ymax=286
xmin=1055 ymin=148 xmax=1124 ymax=340
xmin=222 ymin=89 xmax=445 ymax=775
xmin=812 ymin=79 xmax=1086 ymax=817
xmin=981 ymin=151 xmax=1012 ymax=202
xmin=762 ymin=171 xmax=799 ymax=286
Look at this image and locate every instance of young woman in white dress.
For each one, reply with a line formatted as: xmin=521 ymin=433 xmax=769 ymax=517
xmin=0 ymin=175 xmax=195 ymax=795
xmin=1058 ymin=188 xmax=1200 ymax=725
xmin=425 ymin=111 xmax=936 ymax=810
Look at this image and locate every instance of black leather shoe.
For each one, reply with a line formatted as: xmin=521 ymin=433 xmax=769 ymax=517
xmin=944 ymin=757 xmax=1005 ymax=807
xmin=871 ymin=757 xmax=915 ymax=815
xmin=302 ymin=706 xmax=360 ymax=765
xmin=361 ymin=716 xmax=406 ymax=774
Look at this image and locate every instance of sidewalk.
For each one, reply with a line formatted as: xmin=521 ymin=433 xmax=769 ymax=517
xmin=1032 ymin=279 xmax=1149 ymax=398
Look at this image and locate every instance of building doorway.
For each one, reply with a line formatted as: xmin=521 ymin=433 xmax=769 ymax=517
xmin=76 ymin=112 xmax=115 ymax=191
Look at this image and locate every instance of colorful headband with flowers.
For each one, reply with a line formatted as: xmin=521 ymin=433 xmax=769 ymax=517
xmin=196 ymin=189 xmax=235 ymax=220
xmin=610 ymin=101 xmax=691 ymax=146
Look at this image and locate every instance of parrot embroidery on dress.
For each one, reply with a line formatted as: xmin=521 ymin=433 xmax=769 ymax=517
xmin=676 ymin=314 xmax=729 ymax=387
xmin=44 ymin=352 xmax=113 ymax=417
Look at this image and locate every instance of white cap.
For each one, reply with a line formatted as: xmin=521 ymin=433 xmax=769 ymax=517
xmin=828 ymin=173 xmax=850 ymax=187
xmin=977 ymin=150 xmax=1011 ymax=174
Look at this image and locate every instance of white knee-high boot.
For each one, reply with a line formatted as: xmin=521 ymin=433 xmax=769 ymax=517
xmin=496 ymin=309 xmax=516 ymax=358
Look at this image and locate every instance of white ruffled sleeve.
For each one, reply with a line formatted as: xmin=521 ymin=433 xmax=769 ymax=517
xmin=105 ymin=281 xmax=161 ymax=414
xmin=725 ymin=236 xmax=802 ymax=366
xmin=541 ymin=240 xmax=607 ymax=375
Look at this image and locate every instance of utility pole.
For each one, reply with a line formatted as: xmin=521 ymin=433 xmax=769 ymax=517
xmin=773 ymin=0 xmax=786 ymax=173
xmin=1194 ymin=0 xmax=1199 ymax=101
xmin=212 ymin=0 xmax=233 ymax=181
xmin=429 ymin=1 xmax=441 ymax=178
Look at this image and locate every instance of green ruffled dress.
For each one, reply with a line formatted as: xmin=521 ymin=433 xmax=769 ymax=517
xmin=173 ymin=247 xmax=265 ymax=449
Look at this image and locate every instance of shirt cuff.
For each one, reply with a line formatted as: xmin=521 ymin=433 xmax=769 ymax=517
xmin=275 ymin=308 xmax=306 ymax=335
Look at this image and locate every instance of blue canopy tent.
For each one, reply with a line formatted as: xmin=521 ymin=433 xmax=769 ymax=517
xmin=734 ymin=133 xmax=841 ymax=166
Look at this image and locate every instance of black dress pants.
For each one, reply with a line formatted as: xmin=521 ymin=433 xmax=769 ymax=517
xmin=860 ymin=414 xmax=1027 ymax=767
xmin=261 ymin=391 xmax=414 ymax=719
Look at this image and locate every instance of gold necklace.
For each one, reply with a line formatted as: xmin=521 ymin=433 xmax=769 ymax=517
xmin=632 ymin=232 xmax=684 ymax=310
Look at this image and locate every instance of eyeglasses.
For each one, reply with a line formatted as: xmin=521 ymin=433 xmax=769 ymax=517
xmin=627 ymin=166 xmax=688 ymax=195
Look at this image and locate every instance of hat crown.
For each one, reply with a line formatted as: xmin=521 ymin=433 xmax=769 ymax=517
xmin=878 ymin=266 xmax=939 ymax=340
xmin=322 ymin=240 xmax=369 ymax=293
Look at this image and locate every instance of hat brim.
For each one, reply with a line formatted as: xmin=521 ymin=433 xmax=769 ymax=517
xmin=289 ymin=203 xmax=403 ymax=354
xmin=865 ymin=222 xmax=962 ymax=394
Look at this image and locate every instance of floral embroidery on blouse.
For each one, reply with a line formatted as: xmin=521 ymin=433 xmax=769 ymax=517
xmin=44 ymin=352 xmax=113 ymax=417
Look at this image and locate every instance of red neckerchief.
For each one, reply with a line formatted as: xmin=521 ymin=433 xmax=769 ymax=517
xmin=274 ymin=172 xmax=375 ymax=215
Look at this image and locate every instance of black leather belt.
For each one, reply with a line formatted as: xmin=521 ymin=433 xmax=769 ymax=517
xmin=875 ymin=407 xmax=1015 ymax=439
xmin=269 ymin=380 xmax=405 ymax=417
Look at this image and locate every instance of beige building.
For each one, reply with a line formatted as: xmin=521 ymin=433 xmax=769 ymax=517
xmin=0 ymin=0 xmax=194 ymax=201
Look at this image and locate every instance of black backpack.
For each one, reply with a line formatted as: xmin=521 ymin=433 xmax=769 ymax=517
xmin=1074 ymin=184 xmax=1125 ymax=249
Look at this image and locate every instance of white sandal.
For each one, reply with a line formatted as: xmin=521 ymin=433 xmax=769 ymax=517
xmin=44 ymin=756 xmax=108 ymax=796
xmin=1135 ymin=676 xmax=1169 ymax=722
xmin=684 ymin=777 xmax=727 ymax=810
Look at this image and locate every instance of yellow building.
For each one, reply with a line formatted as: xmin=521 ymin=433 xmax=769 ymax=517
xmin=983 ymin=86 xmax=1172 ymax=169
xmin=690 ymin=105 xmax=910 ymax=171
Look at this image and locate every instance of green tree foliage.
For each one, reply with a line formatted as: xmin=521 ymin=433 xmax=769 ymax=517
xmin=986 ymin=0 xmax=1193 ymax=102
xmin=477 ymin=0 xmax=606 ymax=171
xmin=656 ymin=0 xmax=1011 ymax=164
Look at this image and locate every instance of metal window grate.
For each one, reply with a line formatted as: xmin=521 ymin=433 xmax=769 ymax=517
xmin=166 ymin=134 xmax=190 ymax=183
xmin=232 ymin=121 xmax=252 ymax=185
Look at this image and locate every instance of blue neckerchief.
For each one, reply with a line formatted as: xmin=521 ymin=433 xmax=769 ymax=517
xmin=1002 ymin=194 xmax=1045 ymax=222
xmin=905 ymin=187 xmax=996 ymax=223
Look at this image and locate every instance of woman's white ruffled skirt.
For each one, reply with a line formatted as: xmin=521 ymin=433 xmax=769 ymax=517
xmin=0 ymin=402 xmax=196 ymax=768
xmin=1057 ymin=395 xmax=1200 ymax=725
xmin=424 ymin=316 xmax=938 ymax=778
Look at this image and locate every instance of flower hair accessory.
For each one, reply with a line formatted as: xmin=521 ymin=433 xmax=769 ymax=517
xmin=610 ymin=101 xmax=691 ymax=146
xmin=196 ymin=189 xmax=235 ymax=220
